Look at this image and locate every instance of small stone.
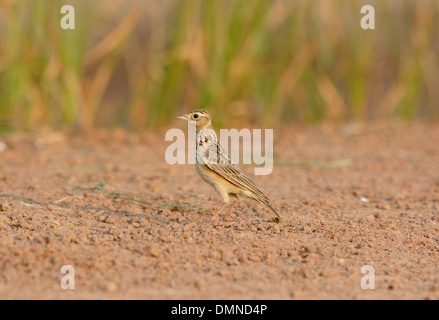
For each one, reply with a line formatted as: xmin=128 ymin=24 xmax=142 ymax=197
xmin=167 ymin=167 xmax=176 ymax=175
xmin=248 ymin=255 xmax=261 ymax=263
xmin=271 ymin=224 xmax=280 ymax=234
xmin=330 ymin=233 xmax=340 ymax=240
xmin=194 ymin=279 xmax=206 ymax=289
xmin=0 ymin=202 xmax=9 ymax=211
xmin=146 ymin=244 xmax=160 ymax=257
xmin=303 ymin=269 xmax=318 ymax=279
xmin=105 ymin=282 xmax=117 ymax=293
xmin=320 ymin=269 xmax=334 ymax=277
xmin=387 ymin=223 xmax=397 ymax=230
xmin=208 ymin=250 xmax=220 ymax=259
xmin=290 ymin=290 xmax=302 ymax=299
xmin=376 ymin=203 xmax=391 ymax=210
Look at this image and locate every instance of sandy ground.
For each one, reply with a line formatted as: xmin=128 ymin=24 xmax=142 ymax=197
xmin=0 ymin=123 xmax=438 ymax=300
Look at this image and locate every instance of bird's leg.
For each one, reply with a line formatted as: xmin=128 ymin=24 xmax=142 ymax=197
xmin=218 ymin=198 xmax=238 ymax=222
xmin=224 ymin=198 xmax=238 ymax=217
xmin=210 ymin=202 xmax=228 ymax=222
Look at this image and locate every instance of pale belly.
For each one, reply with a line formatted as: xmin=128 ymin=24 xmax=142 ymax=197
xmin=195 ymin=163 xmax=244 ymax=203
xmin=195 ymin=163 xmax=217 ymax=188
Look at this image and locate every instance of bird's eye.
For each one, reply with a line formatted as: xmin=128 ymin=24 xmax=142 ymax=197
xmin=193 ymin=114 xmax=199 ymax=119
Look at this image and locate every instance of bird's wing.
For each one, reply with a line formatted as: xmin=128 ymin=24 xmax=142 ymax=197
xmin=196 ymin=129 xmax=266 ymax=197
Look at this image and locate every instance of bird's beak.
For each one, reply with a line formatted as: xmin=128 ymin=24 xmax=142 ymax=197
xmin=176 ymin=113 xmax=190 ymax=121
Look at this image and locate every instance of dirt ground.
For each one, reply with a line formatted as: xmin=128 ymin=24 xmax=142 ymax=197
xmin=0 ymin=123 xmax=438 ymax=300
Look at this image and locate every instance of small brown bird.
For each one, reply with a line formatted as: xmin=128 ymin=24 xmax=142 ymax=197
xmin=176 ymin=109 xmax=281 ymax=221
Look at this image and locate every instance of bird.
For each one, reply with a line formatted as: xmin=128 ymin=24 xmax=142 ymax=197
xmin=176 ymin=109 xmax=281 ymax=222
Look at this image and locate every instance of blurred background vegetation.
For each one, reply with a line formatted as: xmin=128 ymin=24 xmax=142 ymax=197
xmin=0 ymin=0 xmax=438 ymax=131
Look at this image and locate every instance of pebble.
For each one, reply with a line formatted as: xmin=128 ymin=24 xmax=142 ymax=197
xmin=303 ymin=269 xmax=318 ymax=279
xmin=0 ymin=202 xmax=9 ymax=211
xmin=194 ymin=279 xmax=206 ymax=289
xmin=46 ymin=204 xmax=56 ymax=211
xmin=387 ymin=223 xmax=397 ymax=230
xmin=248 ymin=255 xmax=261 ymax=263
xmin=372 ymin=222 xmax=380 ymax=229
xmin=146 ymin=244 xmax=160 ymax=257
xmin=376 ymin=203 xmax=391 ymax=210
xmin=208 ymin=251 xmax=220 ymax=259
xmin=105 ymin=282 xmax=118 ymax=293
xmin=290 ymin=290 xmax=303 ymax=299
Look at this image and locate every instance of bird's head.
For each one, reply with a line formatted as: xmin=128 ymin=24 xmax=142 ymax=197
xmin=176 ymin=109 xmax=213 ymax=130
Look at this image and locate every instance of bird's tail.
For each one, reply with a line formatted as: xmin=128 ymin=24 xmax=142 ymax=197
xmin=255 ymin=196 xmax=282 ymax=221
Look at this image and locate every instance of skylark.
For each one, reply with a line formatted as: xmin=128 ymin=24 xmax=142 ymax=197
xmin=176 ymin=109 xmax=281 ymax=222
